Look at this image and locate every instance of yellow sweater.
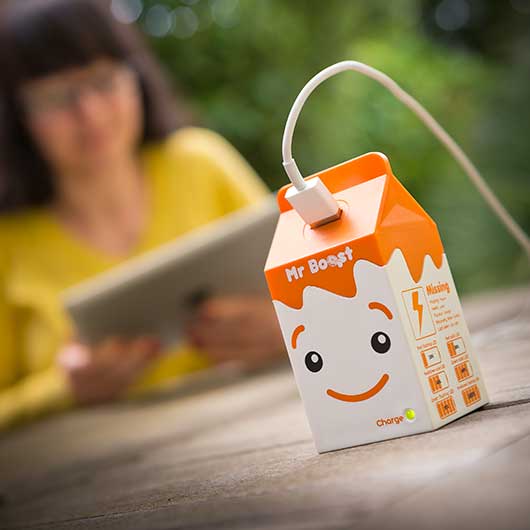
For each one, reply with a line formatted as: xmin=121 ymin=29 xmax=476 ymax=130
xmin=0 ymin=127 xmax=269 ymax=430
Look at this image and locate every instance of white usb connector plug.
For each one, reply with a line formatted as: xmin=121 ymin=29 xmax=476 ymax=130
xmin=283 ymin=173 xmax=341 ymax=228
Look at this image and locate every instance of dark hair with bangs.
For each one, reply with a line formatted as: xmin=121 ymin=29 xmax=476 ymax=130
xmin=0 ymin=0 xmax=192 ymax=212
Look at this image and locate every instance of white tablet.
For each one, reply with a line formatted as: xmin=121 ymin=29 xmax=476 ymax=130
xmin=61 ymin=196 xmax=278 ymax=346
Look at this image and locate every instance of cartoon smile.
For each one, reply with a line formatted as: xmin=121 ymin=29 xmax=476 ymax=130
xmin=290 ymin=302 xmax=394 ymax=404
xmin=326 ymin=373 xmax=390 ymax=402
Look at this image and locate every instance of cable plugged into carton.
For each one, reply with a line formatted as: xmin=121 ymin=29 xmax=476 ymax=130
xmin=282 ymin=172 xmax=342 ymax=228
xmin=281 ymin=61 xmax=530 ymax=263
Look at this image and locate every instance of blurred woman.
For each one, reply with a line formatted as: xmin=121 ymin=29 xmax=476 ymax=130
xmin=0 ymin=0 xmax=284 ymax=430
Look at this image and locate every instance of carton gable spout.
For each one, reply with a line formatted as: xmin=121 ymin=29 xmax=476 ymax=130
xmin=265 ymin=152 xmax=444 ymax=310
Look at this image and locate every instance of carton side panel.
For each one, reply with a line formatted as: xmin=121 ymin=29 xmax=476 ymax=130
xmin=386 ymin=248 xmax=489 ymax=430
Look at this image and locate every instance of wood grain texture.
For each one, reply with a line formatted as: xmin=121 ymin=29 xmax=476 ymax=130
xmin=0 ymin=285 xmax=529 ymax=530
xmin=362 ymin=431 xmax=530 ymax=530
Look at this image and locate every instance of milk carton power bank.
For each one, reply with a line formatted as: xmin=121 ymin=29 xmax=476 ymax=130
xmin=265 ymin=152 xmax=488 ymax=452
xmin=263 ymin=61 xmax=502 ymax=453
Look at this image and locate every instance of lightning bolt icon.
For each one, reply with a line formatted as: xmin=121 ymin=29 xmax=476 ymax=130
xmin=412 ymin=290 xmax=423 ymax=335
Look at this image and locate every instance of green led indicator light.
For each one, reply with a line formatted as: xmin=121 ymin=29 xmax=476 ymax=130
xmin=405 ymin=408 xmax=416 ymax=422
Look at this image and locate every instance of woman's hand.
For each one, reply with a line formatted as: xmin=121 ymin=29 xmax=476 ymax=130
xmin=186 ymin=295 xmax=285 ymax=369
xmin=58 ymin=336 xmax=161 ymax=405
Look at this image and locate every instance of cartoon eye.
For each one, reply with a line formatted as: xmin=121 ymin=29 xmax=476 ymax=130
xmin=371 ymin=331 xmax=391 ymax=354
xmin=305 ymin=351 xmax=323 ymax=372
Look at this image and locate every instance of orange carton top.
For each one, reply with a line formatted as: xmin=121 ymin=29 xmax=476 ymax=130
xmin=265 ymin=152 xmax=444 ymax=308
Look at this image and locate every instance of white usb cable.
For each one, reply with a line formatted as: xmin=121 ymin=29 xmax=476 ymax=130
xmin=282 ymin=60 xmax=530 ymax=261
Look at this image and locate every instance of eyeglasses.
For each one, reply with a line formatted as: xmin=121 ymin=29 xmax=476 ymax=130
xmin=20 ymin=63 xmax=137 ymax=115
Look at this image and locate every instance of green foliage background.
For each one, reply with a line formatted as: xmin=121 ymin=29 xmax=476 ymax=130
xmin=137 ymin=0 xmax=530 ymax=294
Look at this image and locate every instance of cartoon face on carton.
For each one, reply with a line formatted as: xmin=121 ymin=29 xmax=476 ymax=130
xmin=265 ymin=152 xmax=488 ymax=453
xmin=273 ymin=251 xmax=431 ymax=453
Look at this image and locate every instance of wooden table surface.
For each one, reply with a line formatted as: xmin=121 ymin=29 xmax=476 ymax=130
xmin=1 ymin=286 xmax=529 ymax=530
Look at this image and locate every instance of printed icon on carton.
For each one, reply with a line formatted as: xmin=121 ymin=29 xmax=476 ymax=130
xmin=421 ymin=346 xmax=441 ymax=368
xmin=462 ymin=385 xmax=481 ymax=406
xmin=428 ymin=371 xmax=449 ymax=394
xmin=454 ymin=360 xmax=473 ymax=382
xmin=447 ymin=336 xmax=466 ymax=357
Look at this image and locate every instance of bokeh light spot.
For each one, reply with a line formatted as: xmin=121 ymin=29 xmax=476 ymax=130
xmin=210 ymin=0 xmax=239 ymax=28
xmin=144 ymin=4 xmax=173 ymax=37
xmin=434 ymin=0 xmax=470 ymax=31
xmin=110 ymin=0 xmax=143 ymax=24
xmin=173 ymin=7 xmax=199 ymax=39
